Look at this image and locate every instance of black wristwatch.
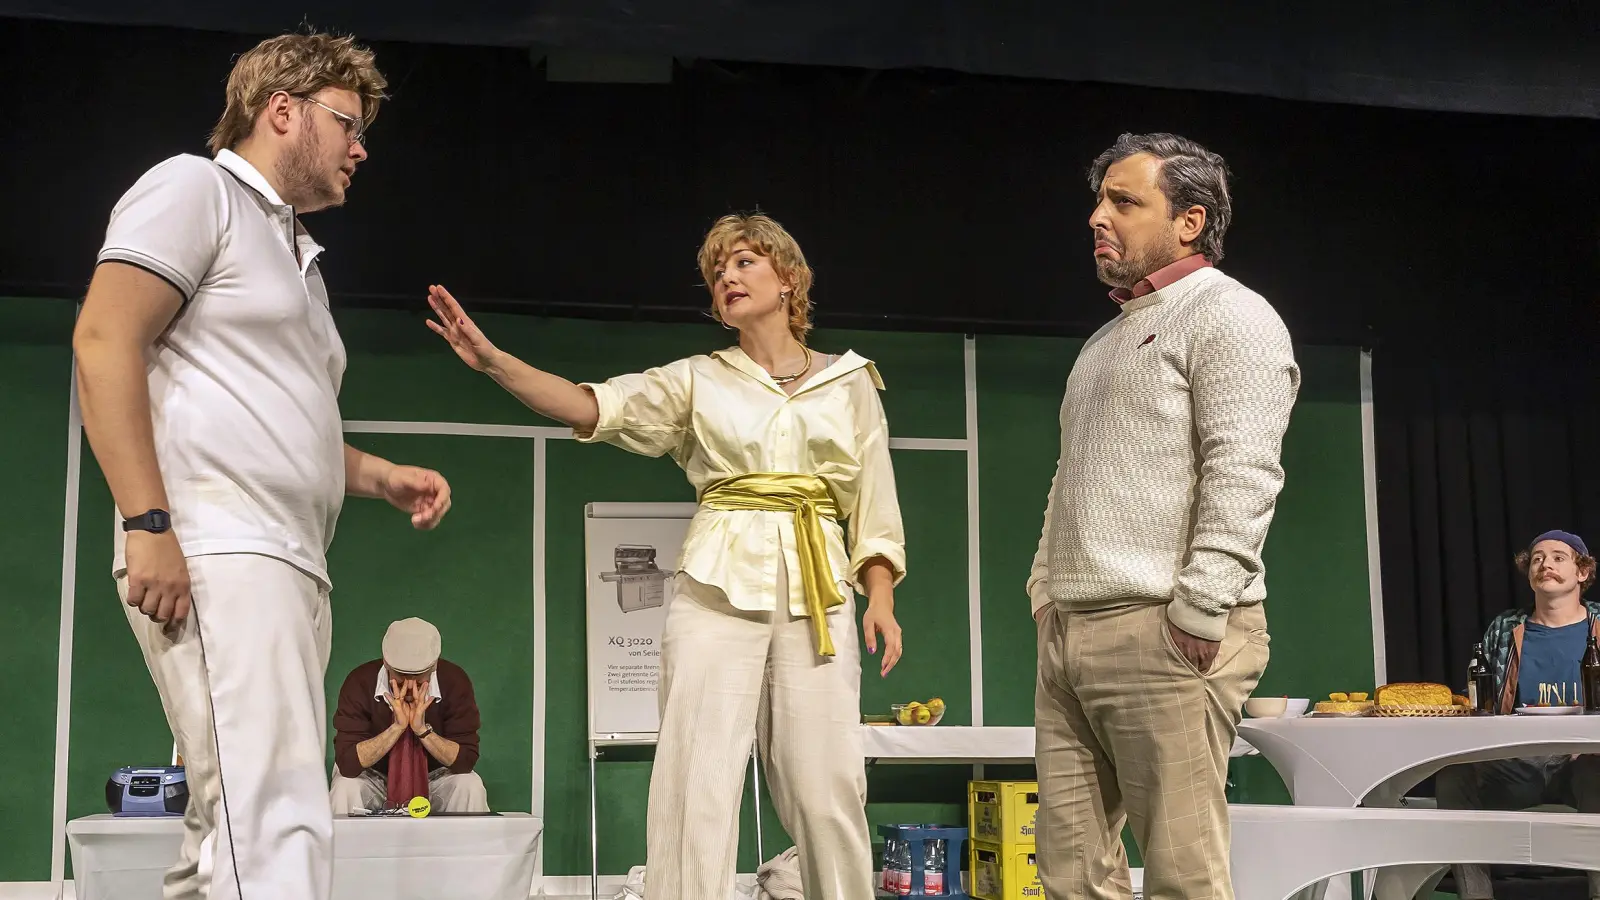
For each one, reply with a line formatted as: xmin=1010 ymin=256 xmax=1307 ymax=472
xmin=122 ymin=509 xmax=173 ymax=534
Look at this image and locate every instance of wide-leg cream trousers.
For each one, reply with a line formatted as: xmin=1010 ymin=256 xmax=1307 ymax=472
xmin=644 ymin=569 xmax=873 ymax=900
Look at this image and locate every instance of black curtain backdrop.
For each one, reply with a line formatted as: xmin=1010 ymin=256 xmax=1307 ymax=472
xmin=5 ymin=18 xmax=1598 ymax=347
xmin=1375 ymin=348 xmax=1600 ymax=690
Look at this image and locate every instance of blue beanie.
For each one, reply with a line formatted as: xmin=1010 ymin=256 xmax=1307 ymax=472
xmin=1530 ymin=530 xmax=1589 ymax=558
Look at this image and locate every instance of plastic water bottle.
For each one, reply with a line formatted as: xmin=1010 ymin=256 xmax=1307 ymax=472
xmin=915 ymin=832 xmax=934 ymax=890
xmin=923 ymin=838 xmax=946 ymax=894
xmin=894 ymin=837 xmax=912 ymax=894
xmin=880 ymin=837 xmax=899 ymax=892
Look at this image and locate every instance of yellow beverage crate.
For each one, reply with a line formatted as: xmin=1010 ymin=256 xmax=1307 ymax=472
xmin=969 ymin=780 xmax=1039 ymax=847
xmin=970 ymin=839 xmax=1042 ymax=900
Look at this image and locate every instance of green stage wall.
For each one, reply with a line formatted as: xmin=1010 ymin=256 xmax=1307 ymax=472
xmin=1 ymin=297 xmax=1373 ymax=882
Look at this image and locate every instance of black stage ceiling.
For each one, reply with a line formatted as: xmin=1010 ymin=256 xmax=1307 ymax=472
xmin=3 ymin=0 xmax=1596 ymax=119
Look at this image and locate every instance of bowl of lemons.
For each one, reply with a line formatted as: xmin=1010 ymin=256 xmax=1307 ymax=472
xmin=892 ymin=698 xmax=946 ymax=726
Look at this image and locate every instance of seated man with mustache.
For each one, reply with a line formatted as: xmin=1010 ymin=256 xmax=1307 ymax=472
xmin=1435 ymin=530 xmax=1600 ymax=900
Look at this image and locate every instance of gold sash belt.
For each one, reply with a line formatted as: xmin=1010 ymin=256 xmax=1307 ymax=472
xmin=698 ymin=472 xmax=845 ymax=657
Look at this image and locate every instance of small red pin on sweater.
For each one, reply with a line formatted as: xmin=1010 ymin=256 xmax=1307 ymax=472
xmin=1140 ymin=334 xmax=1156 ymax=347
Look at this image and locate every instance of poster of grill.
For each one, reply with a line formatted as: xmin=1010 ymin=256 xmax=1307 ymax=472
xmin=583 ymin=502 xmax=696 ymax=739
xmin=601 ymin=545 xmax=671 ymax=613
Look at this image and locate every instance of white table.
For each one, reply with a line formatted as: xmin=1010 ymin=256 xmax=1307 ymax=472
xmin=1236 ymin=714 xmax=1600 ymax=808
xmin=66 ymin=813 xmax=543 ymax=900
xmin=1236 ymin=713 xmax=1600 ymax=900
xmin=860 ymin=724 xmax=1255 ymax=763
xmin=856 ymin=725 xmax=1171 ymax=897
xmin=861 ymin=725 xmax=1035 ymax=763
xmin=1229 ymin=805 xmax=1600 ymax=900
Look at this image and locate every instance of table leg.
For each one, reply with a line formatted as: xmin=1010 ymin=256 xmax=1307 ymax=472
xmin=1288 ymin=866 xmax=1352 ymax=900
xmin=590 ymin=743 xmax=600 ymax=900
xmin=1374 ymin=863 xmax=1448 ymax=900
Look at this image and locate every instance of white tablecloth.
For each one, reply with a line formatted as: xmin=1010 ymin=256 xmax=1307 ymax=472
xmin=861 ymin=725 xmax=1036 ymax=762
xmin=1236 ymin=714 xmax=1600 ymax=807
xmin=66 ymin=813 xmax=542 ymax=900
xmin=859 ymin=724 xmax=1254 ymax=763
xmin=1229 ymin=805 xmax=1600 ymax=900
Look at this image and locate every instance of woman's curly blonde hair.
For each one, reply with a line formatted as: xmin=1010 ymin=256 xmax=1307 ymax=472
xmin=697 ymin=213 xmax=815 ymax=343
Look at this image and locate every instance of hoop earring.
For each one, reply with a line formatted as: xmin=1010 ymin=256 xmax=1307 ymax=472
xmin=705 ymin=307 xmax=734 ymax=330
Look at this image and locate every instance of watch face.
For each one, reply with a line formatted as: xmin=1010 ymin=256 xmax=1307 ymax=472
xmin=127 ymin=510 xmax=172 ymax=533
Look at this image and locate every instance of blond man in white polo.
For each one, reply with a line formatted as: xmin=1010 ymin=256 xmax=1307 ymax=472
xmin=74 ymin=31 xmax=452 ymax=900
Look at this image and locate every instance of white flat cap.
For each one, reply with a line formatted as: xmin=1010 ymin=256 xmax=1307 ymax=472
xmin=382 ymin=618 xmax=441 ymax=675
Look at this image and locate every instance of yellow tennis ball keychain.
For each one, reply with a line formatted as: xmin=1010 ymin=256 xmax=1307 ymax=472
xmin=406 ymin=796 xmax=431 ymax=818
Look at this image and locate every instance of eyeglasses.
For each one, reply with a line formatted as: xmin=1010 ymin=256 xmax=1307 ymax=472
xmin=295 ymin=95 xmax=367 ymax=147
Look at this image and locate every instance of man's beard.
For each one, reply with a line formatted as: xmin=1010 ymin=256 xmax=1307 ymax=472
xmin=275 ymin=122 xmax=342 ymax=210
xmin=1095 ymin=223 xmax=1181 ymax=290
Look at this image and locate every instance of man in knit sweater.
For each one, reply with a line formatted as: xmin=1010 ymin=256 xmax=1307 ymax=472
xmin=1028 ymin=133 xmax=1300 ymax=900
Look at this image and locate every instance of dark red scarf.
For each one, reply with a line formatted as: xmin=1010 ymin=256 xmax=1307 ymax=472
xmin=387 ymin=714 xmax=431 ymax=809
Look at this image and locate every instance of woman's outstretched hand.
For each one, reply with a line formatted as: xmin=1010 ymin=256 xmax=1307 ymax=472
xmin=423 ymin=283 xmax=600 ymax=433
xmin=426 ymin=284 xmax=500 ymax=372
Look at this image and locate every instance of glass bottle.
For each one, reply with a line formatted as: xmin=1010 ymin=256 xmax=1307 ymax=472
xmin=1469 ymin=641 xmax=1495 ymax=715
xmin=1581 ymin=629 xmax=1600 ymax=713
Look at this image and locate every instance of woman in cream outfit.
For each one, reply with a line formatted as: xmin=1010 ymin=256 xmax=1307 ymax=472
xmin=426 ymin=213 xmax=907 ymax=899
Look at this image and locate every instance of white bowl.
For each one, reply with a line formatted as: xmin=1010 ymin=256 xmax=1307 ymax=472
xmin=1244 ymin=697 xmax=1288 ymax=718
xmin=1283 ymin=698 xmax=1310 ymax=717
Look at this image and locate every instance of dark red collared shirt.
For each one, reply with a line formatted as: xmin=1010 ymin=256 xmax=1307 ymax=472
xmin=1109 ymin=254 xmax=1213 ymax=305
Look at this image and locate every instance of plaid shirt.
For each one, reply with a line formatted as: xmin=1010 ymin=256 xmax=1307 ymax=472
xmin=1479 ymin=600 xmax=1600 ymax=713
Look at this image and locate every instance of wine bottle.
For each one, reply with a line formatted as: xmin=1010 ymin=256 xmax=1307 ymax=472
xmin=1582 ymin=627 xmax=1600 ymax=713
xmin=1469 ymin=642 xmax=1495 ymax=715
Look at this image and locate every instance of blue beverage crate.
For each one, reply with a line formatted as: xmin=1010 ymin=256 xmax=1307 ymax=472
xmin=877 ymin=823 xmax=970 ymax=898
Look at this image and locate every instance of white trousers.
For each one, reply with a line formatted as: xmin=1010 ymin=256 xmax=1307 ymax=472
xmin=645 ymin=572 xmax=873 ymax=900
xmin=120 ymin=553 xmax=333 ymax=900
xmin=328 ymin=767 xmax=491 ymax=814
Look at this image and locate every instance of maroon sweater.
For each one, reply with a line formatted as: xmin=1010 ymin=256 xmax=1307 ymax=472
xmin=333 ymin=658 xmax=481 ymax=778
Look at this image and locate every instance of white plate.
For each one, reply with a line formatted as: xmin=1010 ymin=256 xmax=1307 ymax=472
xmin=1514 ymin=705 xmax=1586 ymax=715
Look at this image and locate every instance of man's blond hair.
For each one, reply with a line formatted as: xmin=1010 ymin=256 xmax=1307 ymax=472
xmin=208 ymin=31 xmax=387 ymax=154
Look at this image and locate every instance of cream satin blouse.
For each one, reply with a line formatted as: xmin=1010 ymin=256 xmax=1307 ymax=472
xmin=579 ymin=347 xmax=907 ymax=615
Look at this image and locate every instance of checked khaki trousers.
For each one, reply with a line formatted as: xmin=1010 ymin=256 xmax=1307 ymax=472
xmin=1034 ymin=602 xmax=1269 ymax=900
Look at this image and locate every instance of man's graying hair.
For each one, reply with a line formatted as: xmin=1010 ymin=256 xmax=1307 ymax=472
xmin=1088 ymin=133 xmax=1233 ymax=263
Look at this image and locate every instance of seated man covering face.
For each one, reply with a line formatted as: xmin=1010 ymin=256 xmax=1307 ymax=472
xmin=330 ymin=617 xmax=489 ymax=813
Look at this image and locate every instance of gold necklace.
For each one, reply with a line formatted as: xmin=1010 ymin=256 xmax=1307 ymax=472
xmin=769 ymin=344 xmax=813 ymax=385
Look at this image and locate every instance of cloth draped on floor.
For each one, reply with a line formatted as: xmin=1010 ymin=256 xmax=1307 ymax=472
xmin=611 ymin=847 xmax=806 ymax=899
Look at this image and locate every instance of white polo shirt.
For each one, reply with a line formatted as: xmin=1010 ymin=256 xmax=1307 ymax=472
xmin=97 ymin=150 xmax=348 ymax=588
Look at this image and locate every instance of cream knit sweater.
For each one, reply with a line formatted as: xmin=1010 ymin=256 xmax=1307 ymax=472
xmin=1026 ymin=266 xmax=1301 ymax=641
